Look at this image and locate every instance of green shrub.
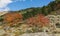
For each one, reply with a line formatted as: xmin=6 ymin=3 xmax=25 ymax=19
xmin=0 ymin=17 xmax=3 ymax=22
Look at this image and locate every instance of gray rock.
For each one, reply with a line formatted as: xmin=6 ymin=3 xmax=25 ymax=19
xmin=20 ymin=32 xmax=56 ymax=36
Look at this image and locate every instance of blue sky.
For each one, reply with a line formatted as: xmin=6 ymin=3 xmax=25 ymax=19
xmin=0 ymin=0 xmax=54 ymax=11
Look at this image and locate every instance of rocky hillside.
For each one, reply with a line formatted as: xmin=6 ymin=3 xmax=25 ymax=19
xmin=0 ymin=12 xmax=8 ymax=16
xmin=0 ymin=0 xmax=60 ymax=36
xmin=0 ymin=0 xmax=60 ymax=26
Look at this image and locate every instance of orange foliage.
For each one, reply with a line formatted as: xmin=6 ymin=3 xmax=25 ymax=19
xmin=26 ymin=14 xmax=50 ymax=27
xmin=4 ymin=13 xmax=23 ymax=23
xmin=37 ymin=14 xmax=50 ymax=27
xmin=26 ymin=15 xmax=34 ymax=23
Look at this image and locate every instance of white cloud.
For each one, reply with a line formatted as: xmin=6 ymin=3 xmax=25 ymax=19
xmin=0 ymin=0 xmax=13 ymax=11
xmin=0 ymin=7 xmax=10 ymax=12
xmin=3 ymin=7 xmax=10 ymax=11
xmin=13 ymin=0 xmax=24 ymax=1
xmin=13 ymin=0 xmax=33 ymax=2
xmin=0 ymin=0 xmax=13 ymax=8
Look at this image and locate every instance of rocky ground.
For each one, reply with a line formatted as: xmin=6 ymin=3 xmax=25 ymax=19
xmin=20 ymin=32 xmax=56 ymax=36
xmin=0 ymin=25 xmax=59 ymax=36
